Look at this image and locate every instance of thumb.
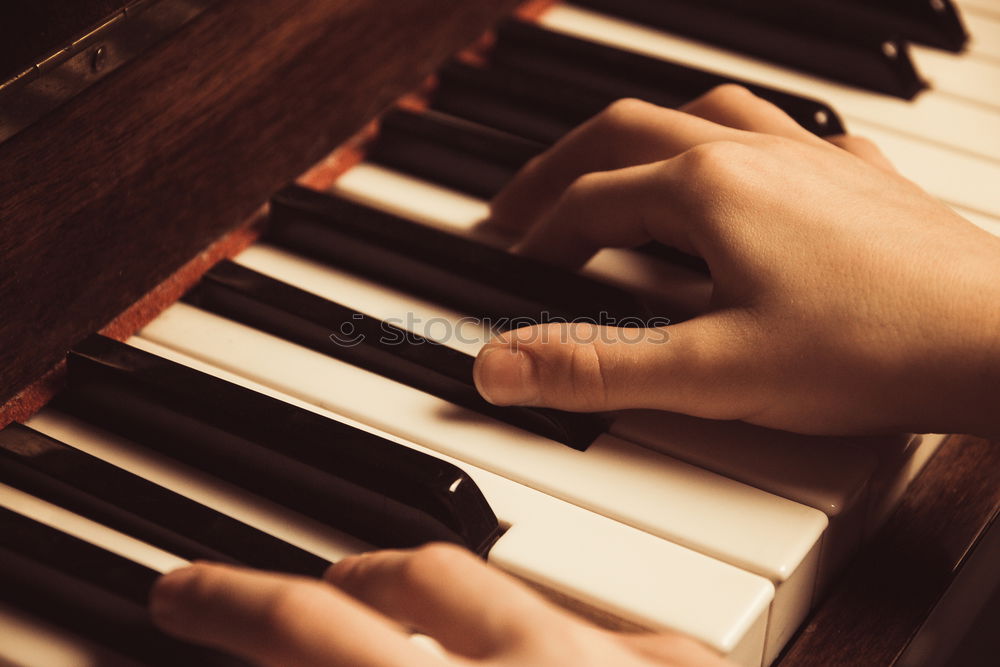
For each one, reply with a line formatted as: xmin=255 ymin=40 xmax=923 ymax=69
xmin=472 ymin=314 xmax=759 ymax=417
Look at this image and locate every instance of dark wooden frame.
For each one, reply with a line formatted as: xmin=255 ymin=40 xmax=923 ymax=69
xmin=0 ymin=0 xmax=520 ymax=413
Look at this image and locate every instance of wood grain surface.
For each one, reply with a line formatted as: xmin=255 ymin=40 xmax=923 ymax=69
xmin=0 ymin=0 xmax=518 ymax=410
xmin=780 ymin=433 xmax=1000 ymax=665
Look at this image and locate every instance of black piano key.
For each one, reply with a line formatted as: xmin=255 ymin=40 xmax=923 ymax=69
xmin=369 ymin=109 xmax=543 ymax=199
xmin=0 ymin=423 xmax=330 ymax=576
xmin=370 ymin=108 xmax=536 ymax=197
xmin=491 ymin=21 xmax=846 ymax=137
xmin=367 ymin=109 xmax=711 ymax=276
xmin=184 ymin=261 xmax=607 ymax=451
xmin=569 ymin=0 xmax=925 ymax=98
xmin=840 ymin=0 xmax=967 ymax=52
xmin=268 ymin=184 xmax=652 ymax=324
xmin=57 ymin=335 xmax=502 ymax=556
xmin=0 ymin=509 xmax=242 ymax=666
xmin=381 ymin=107 xmax=543 ymax=170
xmin=0 ymin=505 xmax=156 ymax=606
xmin=433 ymin=60 xmax=606 ymax=143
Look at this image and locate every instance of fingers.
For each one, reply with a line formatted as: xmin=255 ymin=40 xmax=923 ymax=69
xmin=151 ymin=563 xmax=434 ymax=667
xmin=489 ymin=97 xmax=741 ymax=235
xmin=513 ymin=141 xmax=762 ymax=269
xmin=325 ymin=544 xmax=565 ymax=659
xmin=619 ymin=631 xmax=732 ymax=666
xmin=490 ymin=86 xmax=826 ymax=237
xmin=679 ymin=84 xmax=827 ymax=147
xmin=473 ymin=312 xmax=766 ymax=420
xmin=513 ymin=161 xmax=686 ymax=269
xmin=826 ymin=134 xmax=897 ymax=172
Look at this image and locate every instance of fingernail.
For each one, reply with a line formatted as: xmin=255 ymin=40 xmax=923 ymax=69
xmin=150 ymin=566 xmax=196 ymax=626
xmin=474 ymin=345 xmax=538 ymax=405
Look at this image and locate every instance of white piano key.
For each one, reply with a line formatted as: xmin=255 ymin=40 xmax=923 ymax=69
xmin=913 ymin=44 xmax=1000 ymax=108
xmin=27 ymin=410 xmax=372 ymax=564
xmin=612 ymin=412 xmax=882 ymax=584
xmin=959 ymin=0 xmax=1000 ymax=20
xmin=488 ymin=509 xmax=770 ymax=665
xmin=137 ymin=303 xmax=824 ymax=662
xmin=842 ymin=117 xmax=1000 ymax=219
xmin=333 ymin=163 xmax=493 ymax=231
xmin=540 ymin=4 xmax=1000 ymax=166
xmin=112 ymin=336 xmax=775 ymax=664
xmin=0 ymin=482 xmax=188 ymax=575
xmin=235 ymin=242 xmax=877 ymax=579
xmin=965 ymin=11 xmax=1000 ymax=61
xmin=0 ymin=603 xmax=140 ymax=667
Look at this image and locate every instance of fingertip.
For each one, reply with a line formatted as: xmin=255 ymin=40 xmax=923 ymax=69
xmin=487 ymin=190 xmax=536 ymax=238
xmin=324 ymin=552 xmax=373 ymax=586
xmin=150 ymin=564 xmax=201 ymax=628
xmin=473 ymin=343 xmax=539 ymax=406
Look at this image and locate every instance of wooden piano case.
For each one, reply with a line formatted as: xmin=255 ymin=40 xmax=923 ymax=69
xmin=1 ymin=1 xmax=997 ymax=664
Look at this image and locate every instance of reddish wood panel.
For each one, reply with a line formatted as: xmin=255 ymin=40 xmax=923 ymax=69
xmin=0 ymin=0 xmax=518 ymax=409
xmin=780 ymin=434 xmax=1000 ymax=665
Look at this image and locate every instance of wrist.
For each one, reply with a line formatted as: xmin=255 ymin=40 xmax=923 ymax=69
xmin=914 ymin=253 xmax=1000 ymax=437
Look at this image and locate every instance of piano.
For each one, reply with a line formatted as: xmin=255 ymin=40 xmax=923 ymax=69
xmin=1 ymin=0 xmax=999 ymax=664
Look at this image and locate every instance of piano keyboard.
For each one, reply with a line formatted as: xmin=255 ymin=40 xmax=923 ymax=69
xmin=3 ymin=1 xmax=996 ymax=665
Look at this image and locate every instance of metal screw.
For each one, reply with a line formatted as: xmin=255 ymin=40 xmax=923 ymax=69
xmin=91 ymin=46 xmax=107 ymax=73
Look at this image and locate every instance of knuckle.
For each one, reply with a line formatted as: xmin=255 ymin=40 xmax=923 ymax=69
xmin=565 ymin=169 xmax=602 ymax=193
xmin=701 ymin=83 xmax=756 ymax=106
xmin=585 ymin=98 xmax=664 ymax=148
xmin=518 ymin=153 xmax=544 ymax=178
xmin=521 ymin=154 xmax=540 ymax=172
xmin=261 ymin=583 xmax=323 ymax=633
xmin=561 ymin=170 xmax=606 ymax=206
xmin=674 ymin=141 xmax=768 ymax=229
xmin=401 ymin=543 xmax=469 ymax=586
xmin=581 ymin=98 xmax=675 ymax=167
xmin=680 ymin=140 xmax=751 ymax=177
xmin=575 ymin=339 xmax=611 ymax=409
xmin=838 ymin=135 xmax=876 ymax=152
xmin=598 ymin=97 xmax=657 ymax=127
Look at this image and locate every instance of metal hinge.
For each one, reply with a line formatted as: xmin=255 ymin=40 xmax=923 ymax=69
xmin=0 ymin=0 xmax=220 ymax=145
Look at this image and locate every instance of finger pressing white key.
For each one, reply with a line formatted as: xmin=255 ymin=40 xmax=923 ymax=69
xmin=151 ymin=563 xmax=438 ymax=667
xmin=326 ymin=543 xmax=566 ymax=659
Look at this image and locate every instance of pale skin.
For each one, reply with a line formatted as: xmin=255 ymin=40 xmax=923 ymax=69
xmin=149 ymin=86 xmax=1000 ymax=665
